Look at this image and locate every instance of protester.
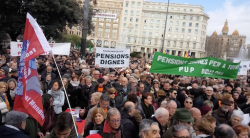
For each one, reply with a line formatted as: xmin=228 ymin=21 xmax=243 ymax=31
xmin=184 ymin=97 xmax=193 ymax=111
xmin=213 ymin=99 xmax=232 ymax=124
xmin=48 ymin=80 xmax=64 ymax=115
xmin=232 ymin=124 xmax=249 ymax=138
xmin=227 ymin=110 xmax=244 ymax=127
xmin=194 ymin=116 xmax=216 ymax=138
xmin=139 ymin=119 xmax=161 ymax=138
xmin=138 ymin=92 xmax=155 ymax=119
xmin=213 ymin=124 xmax=236 ymax=138
xmin=0 ymin=111 xmax=29 ymax=138
xmin=172 ymin=124 xmax=191 ymax=138
xmin=150 ymin=107 xmax=169 ymax=137
xmin=0 ymin=81 xmax=10 ymax=123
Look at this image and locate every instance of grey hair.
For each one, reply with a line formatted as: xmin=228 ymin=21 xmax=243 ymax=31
xmin=166 ymin=100 xmax=177 ymax=107
xmin=100 ymin=93 xmax=110 ymax=101
xmin=82 ymin=69 xmax=90 ymax=76
xmin=206 ymin=86 xmax=213 ymax=91
xmin=85 ymin=76 xmax=92 ymax=81
xmin=107 ymin=108 xmax=120 ymax=121
xmin=134 ymin=69 xmax=139 ymax=73
xmin=231 ymin=110 xmax=244 ymax=120
xmin=160 ymin=101 xmax=167 ymax=108
xmin=139 ymin=119 xmax=158 ymax=138
xmin=172 ymin=124 xmax=190 ymax=137
xmin=155 ymin=108 xmax=169 ymax=118
xmin=185 ymin=97 xmax=193 ymax=102
xmin=214 ymin=124 xmax=236 ymax=138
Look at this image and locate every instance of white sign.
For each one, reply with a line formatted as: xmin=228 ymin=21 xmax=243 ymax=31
xmin=241 ymin=114 xmax=250 ymax=125
xmin=11 ymin=42 xmax=71 ymax=56
xmin=94 ymin=13 xmax=117 ymax=19
xmin=233 ymin=60 xmax=249 ymax=75
xmin=95 ymin=47 xmax=130 ymax=68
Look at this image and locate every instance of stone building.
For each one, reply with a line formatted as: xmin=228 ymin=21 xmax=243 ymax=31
xmin=205 ymin=20 xmax=246 ymax=59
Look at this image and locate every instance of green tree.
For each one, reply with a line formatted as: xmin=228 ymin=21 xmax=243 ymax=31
xmin=62 ymin=34 xmax=81 ymax=46
xmin=130 ymin=52 xmax=142 ymax=58
xmin=0 ymin=0 xmax=96 ymax=41
xmin=87 ymin=40 xmax=94 ymax=48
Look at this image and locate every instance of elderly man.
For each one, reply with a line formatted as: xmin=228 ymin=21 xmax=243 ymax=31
xmin=121 ymin=101 xmax=139 ymax=138
xmin=121 ymin=77 xmax=131 ymax=95
xmin=0 ymin=111 xmax=29 ymax=138
xmin=194 ymin=86 xmax=219 ymax=110
xmin=214 ymin=124 xmax=236 ymax=138
xmin=165 ymin=100 xmax=177 ymax=129
xmin=213 ymin=99 xmax=232 ymax=124
xmin=190 ymin=107 xmax=202 ymax=122
xmin=41 ymin=65 xmax=57 ymax=81
xmin=150 ymin=108 xmax=169 ymax=137
xmin=0 ymin=66 xmax=9 ymax=82
xmin=139 ymin=119 xmax=161 ymax=138
xmin=106 ymin=73 xmax=116 ymax=88
xmin=86 ymin=108 xmax=125 ymax=138
xmin=89 ymin=78 xmax=108 ymax=94
xmin=172 ymin=124 xmax=190 ymax=138
xmin=85 ymin=94 xmax=111 ymax=127
xmin=91 ymin=70 xmax=100 ymax=86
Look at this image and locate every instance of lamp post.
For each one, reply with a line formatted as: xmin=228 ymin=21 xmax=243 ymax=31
xmin=160 ymin=0 xmax=170 ymax=53
xmin=81 ymin=0 xmax=90 ymax=59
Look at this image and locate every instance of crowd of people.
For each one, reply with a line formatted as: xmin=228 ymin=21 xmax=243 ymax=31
xmin=0 ymin=48 xmax=249 ymax=138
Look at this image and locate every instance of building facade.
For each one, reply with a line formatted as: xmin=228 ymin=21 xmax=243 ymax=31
xmin=205 ymin=20 xmax=246 ymax=59
xmin=67 ymin=0 xmax=209 ymax=58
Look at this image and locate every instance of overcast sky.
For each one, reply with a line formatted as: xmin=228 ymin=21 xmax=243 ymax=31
xmin=151 ymin=0 xmax=250 ymax=44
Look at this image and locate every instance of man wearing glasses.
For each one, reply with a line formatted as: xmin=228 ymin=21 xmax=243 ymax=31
xmin=169 ymin=89 xmax=181 ymax=108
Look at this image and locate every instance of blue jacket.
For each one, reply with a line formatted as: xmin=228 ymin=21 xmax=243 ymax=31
xmin=0 ymin=125 xmax=29 ymax=138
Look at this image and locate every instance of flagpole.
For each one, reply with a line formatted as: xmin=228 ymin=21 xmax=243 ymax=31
xmin=51 ymin=53 xmax=79 ymax=138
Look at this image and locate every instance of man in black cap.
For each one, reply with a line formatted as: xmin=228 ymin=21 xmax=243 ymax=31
xmin=36 ymin=57 xmax=46 ymax=74
xmin=0 ymin=66 xmax=9 ymax=82
xmin=89 ymin=78 xmax=108 ymax=95
xmin=60 ymin=61 xmax=70 ymax=76
xmin=0 ymin=111 xmax=29 ymax=138
xmin=9 ymin=68 xmax=18 ymax=81
xmin=224 ymin=84 xmax=233 ymax=94
xmin=213 ymin=99 xmax=232 ymax=124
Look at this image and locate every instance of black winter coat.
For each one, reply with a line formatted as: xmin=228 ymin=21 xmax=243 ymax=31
xmin=193 ymin=94 xmax=219 ymax=110
xmin=83 ymin=121 xmax=105 ymax=137
xmin=80 ymin=84 xmax=93 ymax=109
xmin=120 ymin=110 xmax=139 ymax=138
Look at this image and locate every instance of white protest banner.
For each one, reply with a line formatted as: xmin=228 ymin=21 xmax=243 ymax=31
xmin=11 ymin=42 xmax=71 ymax=56
xmin=233 ymin=60 xmax=249 ymax=75
xmin=95 ymin=47 xmax=130 ymax=68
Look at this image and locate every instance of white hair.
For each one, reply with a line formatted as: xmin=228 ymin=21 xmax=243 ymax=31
xmin=155 ymin=107 xmax=169 ymax=118
xmin=231 ymin=110 xmax=244 ymax=120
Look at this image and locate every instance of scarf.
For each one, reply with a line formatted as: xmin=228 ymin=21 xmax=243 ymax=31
xmin=0 ymin=93 xmax=10 ymax=110
xmin=10 ymin=89 xmax=16 ymax=98
xmin=103 ymin=121 xmax=121 ymax=138
xmin=50 ymin=89 xmax=61 ymax=98
xmin=0 ymin=76 xmax=6 ymax=80
xmin=141 ymin=101 xmax=154 ymax=119
xmin=70 ymin=80 xmax=80 ymax=87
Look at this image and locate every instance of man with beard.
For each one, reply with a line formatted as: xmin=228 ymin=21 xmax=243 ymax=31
xmin=213 ymin=99 xmax=232 ymax=124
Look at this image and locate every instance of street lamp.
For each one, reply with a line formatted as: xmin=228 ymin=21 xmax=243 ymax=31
xmin=161 ymin=0 xmax=170 ymax=53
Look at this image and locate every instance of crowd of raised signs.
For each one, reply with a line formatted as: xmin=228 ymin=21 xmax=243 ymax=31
xmin=0 ymin=48 xmax=250 ymax=138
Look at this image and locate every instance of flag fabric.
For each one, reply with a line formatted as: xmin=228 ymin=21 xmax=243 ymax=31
xmin=184 ymin=50 xmax=191 ymax=58
xmin=13 ymin=13 xmax=52 ymax=126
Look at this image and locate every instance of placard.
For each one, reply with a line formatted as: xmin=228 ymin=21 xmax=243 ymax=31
xmin=233 ymin=60 xmax=249 ymax=76
xmin=95 ymin=47 xmax=130 ymax=68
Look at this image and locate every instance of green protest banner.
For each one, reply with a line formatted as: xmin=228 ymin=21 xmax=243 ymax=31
xmin=150 ymin=52 xmax=240 ymax=79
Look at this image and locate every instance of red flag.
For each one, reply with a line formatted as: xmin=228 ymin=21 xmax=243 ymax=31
xmin=13 ymin=13 xmax=52 ymax=126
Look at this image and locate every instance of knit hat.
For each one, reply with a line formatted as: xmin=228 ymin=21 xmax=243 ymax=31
xmin=200 ymin=106 xmax=212 ymax=116
xmin=5 ymin=111 xmax=28 ymax=126
xmin=0 ymin=66 xmax=9 ymax=75
xmin=97 ymin=78 xmax=105 ymax=83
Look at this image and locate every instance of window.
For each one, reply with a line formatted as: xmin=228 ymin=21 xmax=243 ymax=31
xmin=124 ymin=17 xmax=127 ymax=21
xmin=99 ymin=23 xmax=103 ymax=27
xmin=145 ymin=12 xmax=148 ymax=16
xmin=146 ymin=6 xmax=149 ymax=8
xmin=104 ymin=41 xmax=109 ymax=46
xmin=104 ymin=33 xmax=109 ymax=39
xmin=187 ymin=42 xmax=189 ymax=47
xmin=125 ymin=10 xmax=128 ymax=15
xmin=150 ymin=26 xmax=153 ymax=30
xmin=195 ymin=23 xmax=199 ymax=27
xmin=131 ymin=3 xmax=135 ymax=8
xmin=156 ymin=26 xmax=159 ymax=31
xmin=177 ymin=8 xmax=180 ymax=11
xmin=99 ymin=18 xmax=104 ymax=21
xmin=157 ymin=20 xmax=160 ymax=24
xmin=113 ymin=24 xmax=118 ymax=28
xmin=176 ymin=21 xmax=179 ymax=26
xmin=176 ymin=15 xmax=180 ymax=19
xmin=175 ymin=28 xmax=178 ymax=32
xmin=190 ymin=16 xmax=193 ymax=20
xmin=170 ymin=15 xmax=173 ymax=18
xmin=182 ymin=28 xmax=185 ymax=33
xmin=174 ymin=35 xmax=177 ymax=38
xmin=155 ymin=32 xmax=159 ymax=36
xmin=193 ymin=43 xmax=196 ymax=48
xmin=168 ymin=34 xmax=171 ymax=38
xmin=152 ymin=6 xmax=155 ymax=9
xmin=128 ymin=37 xmax=131 ymax=42
xmin=105 ymin=29 xmax=110 ymax=32
xmin=148 ymin=39 xmax=151 ymax=45
xmin=144 ymin=19 xmax=148 ymax=23
xmin=144 ymin=25 xmax=147 ymax=29
xmin=126 ymin=2 xmax=129 ymax=7
xmin=150 ymin=19 xmax=154 ymax=24
xmin=180 ymin=42 xmax=183 ymax=47
xmin=163 ymin=14 xmax=167 ymax=18
xmin=131 ymin=10 xmax=134 ymax=16
xmin=196 ymin=16 xmax=200 ymax=21
xmin=183 ymin=15 xmax=186 ymax=20
xmin=130 ymin=17 xmax=133 ymax=22
xmin=106 ymin=19 xmax=111 ymax=22
xmin=149 ymin=32 xmax=152 ymax=36
xmin=142 ymin=38 xmax=145 ymax=44
xmin=163 ymin=20 xmax=166 ymax=24
xmin=181 ymin=35 xmax=184 ymax=39
xmin=182 ymin=22 xmax=186 ymax=26
xmin=112 ymin=30 xmax=117 ymax=33
xmin=135 ymin=24 xmax=138 ymax=29
xmin=123 ymin=23 xmax=126 ymax=27
xmin=169 ymin=27 xmax=172 ymax=32
xmin=136 ymin=11 xmax=140 ymax=16
xmin=167 ymin=41 xmax=170 ymax=46
xmin=170 ymin=21 xmax=173 ymax=26
xmin=134 ymin=30 xmax=137 ymax=34
xmin=134 ymin=37 xmax=137 ymax=43
xmin=184 ymin=9 xmax=186 ymax=12
xmin=114 ymin=18 xmax=119 ymax=23
xmin=190 ymin=9 xmax=193 ymax=12
xmin=189 ymin=22 xmax=192 ymax=27
xmin=162 ymin=26 xmax=165 ymax=31
xmin=151 ymin=13 xmax=155 ymax=17
xmin=188 ymin=29 xmax=191 ymax=33
xmin=136 ymin=18 xmax=139 ymax=22
xmin=143 ymin=31 xmax=146 ymax=36
xmin=92 ymin=17 xmax=97 ymax=21
xmin=158 ymin=13 xmax=161 ymax=18
xmin=137 ymin=3 xmax=141 ymax=8
xmin=173 ymin=41 xmax=176 ymax=47
xmin=195 ymin=29 xmax=198 ymax=34
xmin=98 ymin=28 xmax=103 ymax=31
xmin=158 ymin=7 xmax=161 ymax=9
xmin=106 ymin=23 xmax=111 ymax=28
xmin=171 ymin=8 xmax=174 ymax=10
xmin=194 ymin=36 xmax=197 ymax=40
